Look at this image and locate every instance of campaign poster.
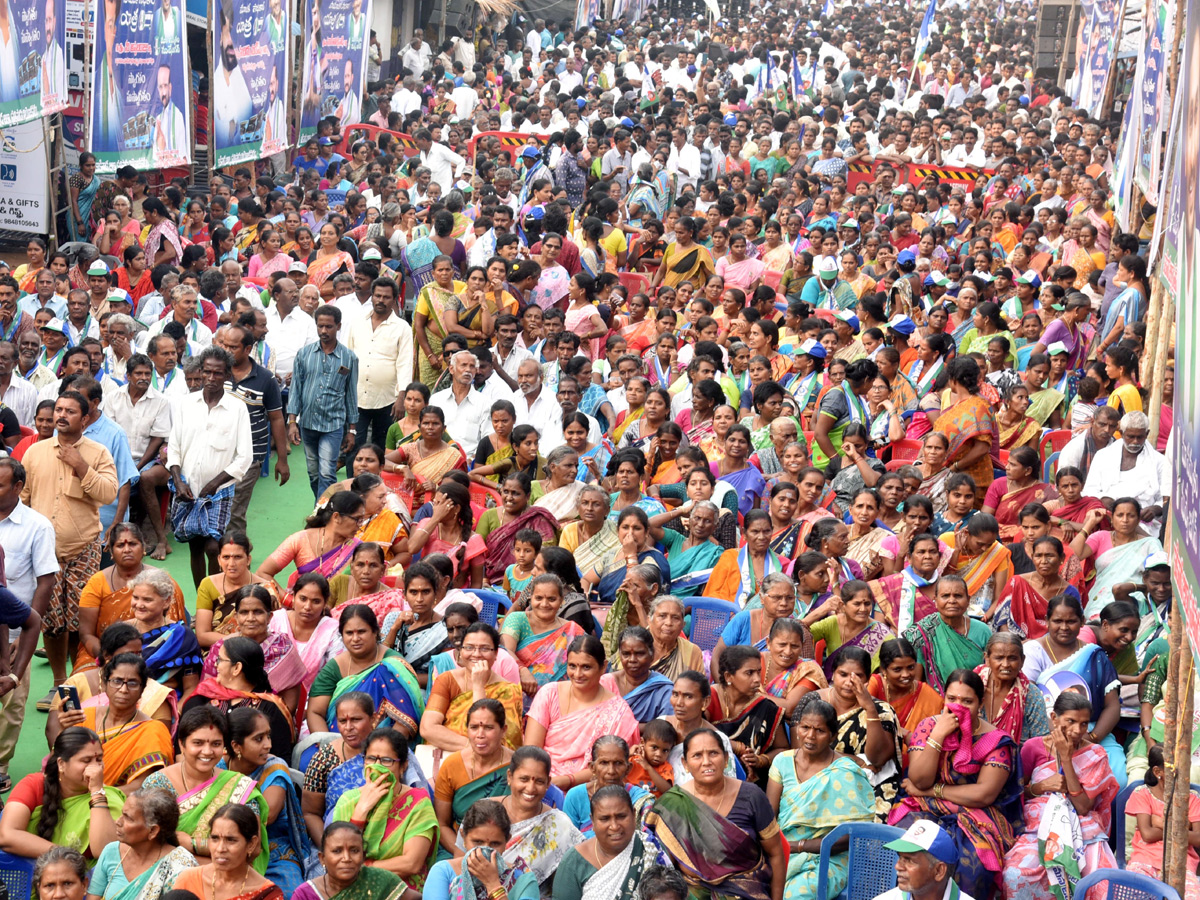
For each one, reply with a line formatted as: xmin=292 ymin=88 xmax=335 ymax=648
xmin=1071 ymin=0 xmax=1126 ymax=114
xmin=211 ymin=0 xmax=289 ymax=167
xmin=88 ymin=0 xmax=191 ymax=172
xmin=1136 ymin=0 xmax=1173 ymax=201
xmin=0 ymin=0 xmax=68 ymax=127
xmin=297 ymin=0 xmax=368 ymax=145
xmin=1168 ymin=0 xmax=1200 ymax=666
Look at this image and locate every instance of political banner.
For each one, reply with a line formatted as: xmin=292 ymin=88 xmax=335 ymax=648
xmin=211 ymin=0 xmax=290 ymax=167
xmin=1136 ymin=0 xmax=1173 ymax=201
xmin=0 ymin=0 xmax=68 ymax=127
xmin=88 ymin=0 xmax=191 ymax=172
xmin=0 ymin=120 xmax=49 ymax=231
xmin=1071 ymin=0 xmax=1127 ymax=114
xmin=297 ymin=0 xmax=369 ymax=145
xmin=1168 ymin=0 xmax=1200 ymax=666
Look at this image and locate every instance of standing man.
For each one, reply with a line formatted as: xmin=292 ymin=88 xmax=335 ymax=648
xmin=415 ymin=129 xmax=466 ymax=193
xmin=265 ymin=277 xmax=317 ymax=391
xmin=0 ymin=457 xmax=55 ymax=790
xmin=0 ymin=276 xmax=35 ymax=347
xmin=287 ymin=305 xmax=357 ymax=501
xmin=430 ymin=351 xmax=489 ymax=459
xmin=166 ymin=347 xmax=253 ymax=586
xmin=0 ymin=340 xmax=37 ymax=426
xmin=215 ymin=324 xmax=290 ymax=534
xmin=73 ymin=377 xmax=137 ymax=552
xmin=20 ymin=389 xmax=117 ymax=708
xmin=346 ymin=278 xmax=412 ymax=452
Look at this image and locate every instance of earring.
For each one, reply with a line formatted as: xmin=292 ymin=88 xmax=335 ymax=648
xmin=236 ymin=751 xmax=242 ymax=760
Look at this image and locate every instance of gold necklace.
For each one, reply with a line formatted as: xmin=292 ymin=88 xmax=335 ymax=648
xmin=1045 ymin=638 xmax=1079 ymax=665
xmin=210 ymin=866 xmax=249 ymax=900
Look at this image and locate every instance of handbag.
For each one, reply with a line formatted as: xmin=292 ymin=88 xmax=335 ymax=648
xmin=169 ymin=479 xmax=236 ymax=542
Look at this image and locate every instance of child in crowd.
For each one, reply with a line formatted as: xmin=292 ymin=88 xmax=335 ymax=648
xmin=627 ymin=718 xmax=677 ymax=797
xmin=502 ymin=529 xmax=541 ymax=602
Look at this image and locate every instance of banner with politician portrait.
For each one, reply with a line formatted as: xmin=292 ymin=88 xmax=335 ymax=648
xmin=0 ymin=0 xmax=68 ymax=127
xmin=88 ymin=0 xmax=191 ymax=172
xmin=297 ymin=0 xmax=369 ymax=144
xmin=211 ymin=0 xmax=290 ymax=167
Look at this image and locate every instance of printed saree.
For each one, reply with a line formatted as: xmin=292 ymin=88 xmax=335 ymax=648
xmin=450 ymin=848 xmax=538 ymax=900
xmin=168 ymin=768 xmax=269 ymax=873
xmin=939 ymin=395 xmax=997 ymax=498
xmin=577 ymin=831 xmax=669 ymax=900
xmin=973 ymin=665 xmax=1050 ymax=744
xmin=141 ymin=622 xmax=202 ymax=685
xmin=104 ymin=845 xmax=195 ymax=900
xmin=293 ymin=868 xmax=406 ymax=900
xmin=902 ymin=613 xmax=991 ymax=695
xmin=869 ymin=568 xmax=938 ymax=634
xmin=442 ymin=677 xmax=525 ymax=749
xmin=327 ymin=655 xmax=425 ymax=735
xmin=83 ymin=707 xmax=173 ymax=787
xmin=707 ymin=692 xmax=784 ymax=781
xmin=483 ymin=508 xmax=560 ymax=584
xmin=504 ymin=808 xmax=583 ymax=891
xmin=1087 ymin=536 xmax=1163 ymax=617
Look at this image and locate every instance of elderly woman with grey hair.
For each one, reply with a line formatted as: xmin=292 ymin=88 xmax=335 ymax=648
xmin=128 ymin=568 xmax=203 ymax=696
xmin=648 ymin=499 xmax=726 ymax=598
xmin=85 ymin=788 xmax=197 ymax=900
xmin=973 ymin=631 xmax=1050 ymax=745
xmin=534 ymin=443 xmax=586 ymax=524
xmin=644 ymin=594 xmax=706 ymax=681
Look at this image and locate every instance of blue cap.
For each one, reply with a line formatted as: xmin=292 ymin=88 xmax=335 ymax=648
xmin=576 ymin=97 xmax=587 ymax=108
xmin=799 ymin=338 xmax=826 ymax=359
xmin=888 ymin=315 xmax=916 ymax=336
xmin=526 ymin=207 xmax=545 ymax=220
xmin=687 ymin=64 xmax=697 ymax=76
xmin=620 ymin=116 xmax=636 ymax=127
xmin=835 ymin=310 xmax=860 ymax=333
xmin=318 ymin=136 xmax=333 ymax=145
xmin=885 ymin=821 xmax=958 ymax=865
xmin=615 ymin=28 xmax=624 ymax=35
xmin=897 ymin=249 xmax=917 ymax=266
xmin=520 ymin=146 xmax=541 ymax=159
xmin=723 ymin=113 xmax=738 ymax=126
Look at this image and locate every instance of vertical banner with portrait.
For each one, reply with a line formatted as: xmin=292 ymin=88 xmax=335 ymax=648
xmin=296 ymin=0 xmax=368 ymax=145
xmin=88 ymin=0 xmax=191 ymax=172
xmin=1070 ymin=0 xmax=1127 ymax=114
xmin=1136 ymin=0 xmax=1174 ymax=201
xmin=0 ymin=0 xmax=68 ymax=126
xmin=1168 ymin=0 xmax=1200 ymax=665
xmin=211 ymin=0 xmax=290 ymax=167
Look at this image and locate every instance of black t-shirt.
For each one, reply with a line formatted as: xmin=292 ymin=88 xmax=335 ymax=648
xmin=0 ymin=405 xmax=20 ymax=446
xmin=226 ymin=362 xmax=282 ymax=460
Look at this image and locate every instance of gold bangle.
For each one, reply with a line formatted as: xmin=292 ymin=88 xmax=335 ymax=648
xmin=926 ymin=739 xmax=943 ymax=752
xmin=933 ymin=783 xmax=945 ymax=800
xmin=865 ymin=716 xmax=881 ymax=722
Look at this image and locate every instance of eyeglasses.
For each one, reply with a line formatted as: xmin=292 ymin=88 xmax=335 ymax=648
xmin=107 ymin=677 xmax=142 ymax=691
xmin=460 ymin=643 xmax=496 ymax=655
xmin=364 ymin=755 xmax=400 ymax=766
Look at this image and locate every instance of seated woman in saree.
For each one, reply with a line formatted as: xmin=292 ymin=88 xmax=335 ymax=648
xmin=348 ymin=474 xmax=410 ymax=564
xmin=379 ymin=563 xmax=450 ymax=691
xmin=1044 ymin=466 xmax=1107 ymax=539
xmin=127 ymin=569 xmax=202 ymax=698
xmin=406 ymin=482 xmax=486 ymax=588
xmin=760 ymin=618 xmax=827 ymax=719
xmin=802 ymin=646 xmax=903 ymax=820
xmin=167 ymin=805 xmax=283 ymax=900
xmin=1071 ymin=498 xmax=1164 ymax=616
xmin=605 ymin=448 xmax=669 ymax=521
xmin=936 ymin=513 xmax=1012 ymax=628
xmin=501 ymin=573 xmax=585 ymax=705
xmin=1001 ymin=690 xmax=1120 ymax=900
xmin=525 ymin=636 xmax=641 ymax=791
xmin=307 ymin=604 xmax=425 ymax=740
xmin=646 ymin=728 xmax=787 ymax=900
xmin=257 ymin=491 xmax=366 ymax=596
xmin=432 ymin=699 xmax=514 ymax=857
xmin=916 ymin=432 xmax=953 ymax=515
xmin=423 ymin=623 xmax=524 ymax=752
xmin=386 ymin=405 xmax=469 ymax=502
xmin=654 ymin=451 xmax=742 ymax=548
xmin=477 ymin=472 xmax=561 ymax=585
xmin=224 ymin=708 xmax=314 ymax=894
xmin=474 ymin=423 xmax=546 ymax=485
xmin=842 ymin=488 xmax=891 ymax=581
xmin=201 ymin=586 xmax=305 ymax=713
xmin=714 ymin=572 xmax=816 ymax=674
xmin=0 ymin=728 xmax=123 ymax=862
xmin=52 ymin=653 xmax=174 ymax=791
xmin=557 ymin=484 xmax=615 ymax=559
xmin=712 ymin=425 xmax=768 ymax=518
xmin=658 ymin=670 xmax=739 ymax=784
xmin=804 ymin=518 xmax=865 ymax=591
xmin=77 ymin=524 xmax=187 ymax=670
xmin=762 ymin=481 xmax=810 ymax=563
xmin=973 ymin=632 xmax=1050 ymax=745
xmin=981 ymin=446 xmax=1057 ymax=541
xmin=886 ymin=668 xmax=1022 ymax=900
xmin=330 ymin=729 xmax=438 ymax=889
xmin=329 ymin=543 xmax=407 ymax=619
xmin=555 ymin=786 xmax=673 ymax=900
xmin=616 ymin=386 xmax=672 ymax=454
xmin=653 ymin=501 xmax=727 ymax=598
xmin=704 ymin=510 xmax=792 ymax=608
xmin=708 ymin=645 xmax=788 ymax=785
xmin=319 ymin=442 xmax=413 ymax=509
xmin=301 ymin=691 xmax=375 ymax=845
xmin=142 ymin=706 xmax=269 ymax=870
xmin=903 ymin=575 xmax=992 ymax=695
xmin=995 ymin=383 xmax=1041 ymax=451
xmin=471 ymin=400 xmax=518 ymax=484
xmin=182 ymin=636 xmax=297 ymax=767
xmin=806 ymin=579 xmax=893 ymax=678
xmin=868 ymin=639 xmax=945 ymax=755
xmin=765 ymin=696 xmax=876 ymax=900
xmin=937 ymin=358 xmax=999 ymax=507
xmin=601 ymin=626 xmax=674 ymax=724
xmin=647 ymin=595 xmax=706 ymax=681
xmin=562 ymin=736 xmax=654 ymax=837
xmin=270 ymin=573 xmax=345 ymax=698
xmin=295 ymin=823 xmax=408 ymax=900
xmin=584 ymin=506 xmax=671 ymax=613
xmin=196 ymin=533 xmax=284 ymax=649
xmin=426 ymin=801 xmax=540 ymax=900
xmin=533 ymin=442 xmax=589 ymax=524
xmin=993 ymin=535 xmax=1079 ymax=640
xmin=83 ymin=788 xmax=197 ymax=900
xmin=35 ymin=849 xmax=92 ymax=900
xmin=826 ymin=425 xmax=886 ymax=516
xmin=48 ymin=624 xmax=174 ymax=741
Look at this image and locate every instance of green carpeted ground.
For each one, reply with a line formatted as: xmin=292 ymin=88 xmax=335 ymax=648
xmin=8 ymin=444 xmax=316 ymax=784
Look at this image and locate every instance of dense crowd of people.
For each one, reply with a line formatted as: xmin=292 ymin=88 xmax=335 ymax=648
xmin=0 ymin=0 xmax=1179 ymax=899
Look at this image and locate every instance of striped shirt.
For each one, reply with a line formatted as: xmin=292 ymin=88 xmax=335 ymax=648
xmin=287 ymin=342 xmax=358 ymax=433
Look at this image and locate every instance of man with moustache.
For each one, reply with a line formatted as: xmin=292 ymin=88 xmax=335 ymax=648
xmin=152 ymin=64 xmax=187 ymax=164
xmin=213 ymin=0 xmax=253 ymax=148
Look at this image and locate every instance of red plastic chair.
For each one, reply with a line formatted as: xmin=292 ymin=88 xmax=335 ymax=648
xmin=18 ymin=425 xmax=34 ymax=438
xmin=884 ymin=459 xmax=910 ymax=472
xmin=618 ymin=272 xmax=649 ymax=297
xmin=763 ymin=269 xmax=783 ymax=292
xmin=888 ymin=439 xmax=924 ymax=461
xmin=1039 ymin=429 xmax=1073 ymax=460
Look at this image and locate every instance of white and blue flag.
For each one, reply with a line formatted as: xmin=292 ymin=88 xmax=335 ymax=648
xmin=902 ymin=0 xmax=937 ymax=102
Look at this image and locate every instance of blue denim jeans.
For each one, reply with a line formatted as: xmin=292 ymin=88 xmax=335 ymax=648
xmin=300 ymin=427 xmax=343 ymax=500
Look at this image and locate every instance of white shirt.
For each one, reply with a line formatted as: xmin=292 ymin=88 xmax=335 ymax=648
xmin=106 ymin=385 xmax=172 ymax=460
xmin=420 ymin=142 xmax=467 ymax=193
xmin=166 ymin=390 xmax=253 ymax=491
xmin=332 ymin=293 xmax=373 ymax=342
xmin=450 ymin=85 xmax=478 ymax=120
xmin=345 ymin=312 xmax=414 ymax=410
xmin=873 ymin=884 xmax=975 ymax=900
xmin=264 ymin=306 xmax=318 ymax=380
xmin=401 ymin=42 xmax=432 ymax=76
xmin=430 ymin=384 xmax=491 ymax=458
xmin=213 ymin=64 xmax=253 ymax=148
xmin=1082 ymin=440 xmax=1169 ymax=534
xmin=494 ymin=344 xmax=533 ymax=381
xmin=668 ymin=143 xmax=703 ymax=191
xmin=392 ymin=87 xmax=422 ymax=117
xmin=138 ymin=315 xmax=213 ymax=352
xmin=0 ymin=501 xmax=59 ymax=607
xmin=1 ymin=374 xmax=39 ymax=426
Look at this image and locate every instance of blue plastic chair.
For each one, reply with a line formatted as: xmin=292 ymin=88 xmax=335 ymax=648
xmin=1111 ymin=779 xmax=1200 ymax=865
xmin=1073 ymin=869 xmax=1181 ymax=900
xmin=544 ymin=783 xmax=566 ymax=809
xmin=463 ymin=589 xmax=512 ymax=627
xmin=0 ymin=848 xmax=36 ymax=900
xmin=686 ymin=596 xmax=738 ymax=652
xmin=816 ymin=822 xmax=903 ymax=900
xmin=1043 ymin=450 xmax=1060 ymax=482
